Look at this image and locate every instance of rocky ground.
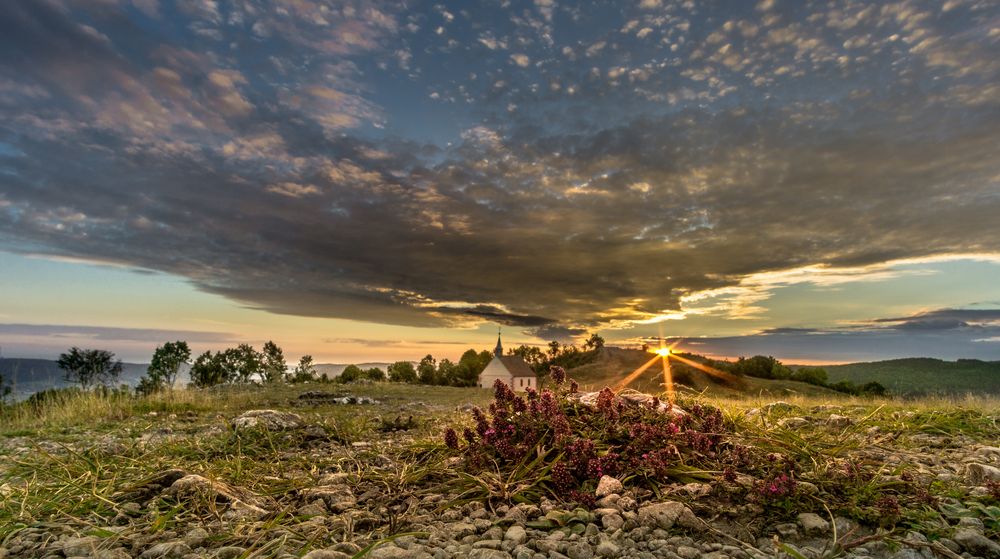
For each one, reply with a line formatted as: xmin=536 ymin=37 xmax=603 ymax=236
xmin=1 ymin=385 xmax=998 ymax=559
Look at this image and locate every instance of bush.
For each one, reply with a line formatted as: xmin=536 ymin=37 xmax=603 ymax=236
xmin=443 ymin=372 xmax=784 ymax=505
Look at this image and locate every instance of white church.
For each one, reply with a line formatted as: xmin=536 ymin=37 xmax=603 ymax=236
xmin=478 ymin=333 xmax=538 ymax=392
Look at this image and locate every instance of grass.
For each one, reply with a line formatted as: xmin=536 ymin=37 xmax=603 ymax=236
xmin=0 ymin=382 xmax=998 ymax=557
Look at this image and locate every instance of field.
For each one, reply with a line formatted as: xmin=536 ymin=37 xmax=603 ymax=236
xmin=1 ymin=380 xmax=999 ymax=559
xmin=825 ymin=359 xmax=1000 ymax=396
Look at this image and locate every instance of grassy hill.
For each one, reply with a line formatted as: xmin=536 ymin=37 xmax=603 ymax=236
xmin=825 ymin=357 xmax=1000 ymax=396
xmin=569 ymin=347 xmax=839 ymax=397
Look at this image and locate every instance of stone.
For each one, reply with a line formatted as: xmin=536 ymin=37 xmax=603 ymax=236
xmin=183 ymin=527 xmax=209 ymax=547
xmin=369 ymin=545 xmax=430 ymax=559
xmin=637 ymin=502 xmax=700 ymax=531
xmin=448 ymin=522 xmax=478 ymax=539
xmin=140 ymin=541 xmax=192 ymax=559
xmin=763 ymin=402 xmax=795 ymax=413
xmin=774 ymin=523 xmax=798 ymax=539
xmin=467 ymin=550 xmax=512 ymax=559
xmin=778 ymin=417 xmax=808 ymax=429
xmin=595 ymin=541 xmax=619 ymax=558
xmin=62 ymin=537 xmax=100 ymax=556
xmin=952 ymin=528 xmax=1000 ymax=559
xmin=827 ymin=414 xmax=853 ymax=428
xmin=302 ymin=551 xmax=351 ymax=559
xmin=504 ymin=526 xmax=527 ymax=546
xmin=595 ymin=476 xmax=623 ymax=498
xmin=601 ymin=513 xmax=624 ymax=531
xmin=966 ymin=463 xmax=1000 ymax=484
xmin=232 ymin=409 xmax=303 ymax=431
xmin=676 ymin=546 xmax=700 ymax=559
xmin=565 ymin=543 xmax=593 ymax=559
xmin=797 ymin=512 xmax=830 ymax=535
xmin=213 ymin=547 xmax=247 ymax=559
xmin=166 ymin=474 xmax=268 ymax=518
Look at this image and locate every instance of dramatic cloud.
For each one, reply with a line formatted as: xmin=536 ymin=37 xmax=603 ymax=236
xmin=1 ymin=0 xmax=998 ymax=345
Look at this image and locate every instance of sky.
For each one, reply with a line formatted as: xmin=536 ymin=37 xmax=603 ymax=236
xmin=1 ymin=0 xmax=999 ymax=364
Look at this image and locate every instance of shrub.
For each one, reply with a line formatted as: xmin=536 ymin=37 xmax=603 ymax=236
xmin=444 ymin=373 xmax=780 ymax=504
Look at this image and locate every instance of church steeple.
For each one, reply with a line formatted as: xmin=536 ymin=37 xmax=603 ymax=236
xmin=494 ymin=328 xmax=503 ymax=357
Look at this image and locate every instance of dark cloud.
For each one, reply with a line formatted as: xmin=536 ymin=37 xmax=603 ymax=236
xmin=1 ymin=1 xmax=999 ymax=341
xmin=873 ymin=309 xmax=1000 ymax=331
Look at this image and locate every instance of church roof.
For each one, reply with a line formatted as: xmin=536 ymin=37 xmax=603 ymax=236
xmin=498 ymin=355 xmax=537 ymax=378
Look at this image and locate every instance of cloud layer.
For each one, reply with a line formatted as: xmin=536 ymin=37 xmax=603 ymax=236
xmin=1 ymin=0 xmax=999 ymax=340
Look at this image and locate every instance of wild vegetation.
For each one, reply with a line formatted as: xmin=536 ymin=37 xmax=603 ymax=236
xmin=0 ymin=375 xmax=997 ymax=559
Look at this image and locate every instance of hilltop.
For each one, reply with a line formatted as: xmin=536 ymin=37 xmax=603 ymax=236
xmin=825 ymin=358 xmax=1000 ymax=396
xmin=568 ymin=347 xmax=839 ymax=397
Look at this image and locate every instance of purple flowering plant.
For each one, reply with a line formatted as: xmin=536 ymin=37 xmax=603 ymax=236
xmin=442 ymin=367 xmax=787 ymax=506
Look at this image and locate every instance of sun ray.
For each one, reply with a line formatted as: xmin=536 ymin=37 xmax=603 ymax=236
xmin=613 ymin=354 xmax=660 ymax=391
xmin=668 ymin=352 xmax=741 ymax=384
xmin=661 ymin=353 xmax=675 ymax=402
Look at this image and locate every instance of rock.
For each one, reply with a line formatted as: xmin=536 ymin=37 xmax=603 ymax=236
xmin=166 ymin=474 xmax=268 ymax=518
xmin=778 ymin=417 xmax=808 ymax=429
xmin=566 ymin=542 xmax=593 ymax=559
xmin=601 ymin=513 xmax=625 ymax=531
xmin=827 ymin=414 xmax=853 ymax=428
xmin=595 ymin=476 xmax=623 ymax=498
xmin=302 ymin=551 xmax=351 ymax=559
xmin=953 ymin=528 xmax=1000 ymax=558
xmin=467 ymin=550 xmax=512 ymax=559
xmin=140 ymin=541 xmax=192 ymax=559
xmin=504 ymin=526 xmax=527 ymax=546
xmin=448 ymin=522 xmax=477 ymax=539
xmin=774 ymin=523 xmax=798 ymax=539
xmin=679 ymin=483 xmax=712 ymax=497
xmin=214 ymin=548 xmax=248 ymax=559
xmin=595 ymin=541 xmax=619 ymax=558
xmin=966 ymin=463 xmax=1000 ymax=484
xmin=676 ymin=546 xmax=700 ymax=559
xmin=797 ymin=512 xmax=830 ymax=535
xmin=369 ymin=545 xmax=430 ymax=559
xmin=183 ymin=527 xmax=209 ymax=547
xmin=232 ymin=409 xmax=303 ymax=431
xmin=637 ymin=501 xmax=700 ymax=531
xmin=763 ymin=402 xmax=795 ymax=413
xmin=300 ymin=485 xmax=356 ymax=513
xmin=62 ymin=537 xmax=100 ymax=556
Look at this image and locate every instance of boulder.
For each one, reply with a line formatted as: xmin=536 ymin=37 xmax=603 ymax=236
xmin=232 ymin=409 xmax=303 ymax=431
xmin=595 ymin=476 xmax=623 ymax=498
xmin=797 ymin=512 xmax=830 ymax=535
xmin=953 ymin=528 xmax=1000 ymax=559
xmin=966 ymin=463 xmax=1000 ymax=484
xmin=637 ymin=501 xmax=700 ymax=531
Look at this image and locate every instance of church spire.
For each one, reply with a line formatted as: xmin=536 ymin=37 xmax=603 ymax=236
xmin=494 ymin=327 xmax=503 ymax=357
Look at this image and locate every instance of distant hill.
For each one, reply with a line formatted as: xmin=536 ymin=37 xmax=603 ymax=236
xmin=313 ymin=362 xmax=394 ymax=379
xmin=568 ymin=347 xmax=838 ymax=397
xmin=0 ymin=358 xmax=150 ymax=400
xmin=824 ymin=358 xmax=1000 ymax=396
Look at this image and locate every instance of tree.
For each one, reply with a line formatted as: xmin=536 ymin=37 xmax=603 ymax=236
xmin=225 ymin=344 xmax=263 ymax=383
xmin=387 ymin=361 xmax=417 ymax=383
xmin=339 ymin=364 xmax=364 ymax=383
xmin=190 ymin=351 xmax=229 ymax=388
xmin=583 ymin=333 xmax=605 ymax=351
xmin=261 ymin=341 xmax=287 ymax=383
xmin=417 ymin=354 xmax=437 ymax=385
xmin=57 ymin=347 xmax=123 ymax=390
xmin=437 ymin=358 xmax=458 ymax=386
xmin=547 ymin=341 xmax=561 ymax=359
xmin=455 ymin=349 xmax=488 ymax=387
xmin=508 ymin=345 xmax=545 ymax=370
xmin=791 ymin=366 xmax=828 ymax=386
xmin=364 ymin=367 xmax=386 ymax=382
xmin=289 ymin=355 xmax=317 ymax=383
xmin=139 ymin=341 xmax=191 ymax=394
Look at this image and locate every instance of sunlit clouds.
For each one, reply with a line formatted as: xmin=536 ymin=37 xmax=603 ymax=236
xmin=1 ymin=1 xmax=999 ymax=361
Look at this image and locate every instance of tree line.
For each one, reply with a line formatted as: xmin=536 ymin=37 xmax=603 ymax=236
xmin=43 ymin=331 xmax=611 ymax=394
